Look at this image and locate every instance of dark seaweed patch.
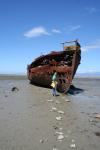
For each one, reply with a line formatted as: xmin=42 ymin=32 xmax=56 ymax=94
xmin=94 ymin=132 xmax=100 ymax=137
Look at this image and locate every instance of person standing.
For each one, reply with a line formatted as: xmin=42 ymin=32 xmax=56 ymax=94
xmin=51 ymin=80 xmax=58 ymax=96
xmin=51 ymin=71 xmax=58 ymax=96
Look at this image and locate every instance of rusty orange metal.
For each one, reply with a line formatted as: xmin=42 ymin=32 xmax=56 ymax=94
xmin=27 ymin=40 xmax=81 ymax=93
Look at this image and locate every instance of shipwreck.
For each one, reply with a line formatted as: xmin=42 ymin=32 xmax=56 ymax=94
xmin=27 ymin=40 xmax=81 ymax=93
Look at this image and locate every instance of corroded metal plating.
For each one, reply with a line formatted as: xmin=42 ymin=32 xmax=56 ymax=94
xmin=27 ymin=40 xmax=81 ymax=93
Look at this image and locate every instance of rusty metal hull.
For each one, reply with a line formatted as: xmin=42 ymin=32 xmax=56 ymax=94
xmin=27 ymin=41 xmax=81 ymax=93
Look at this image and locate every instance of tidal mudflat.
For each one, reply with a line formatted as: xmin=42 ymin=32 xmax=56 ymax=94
xmin=0 ymin=76 xmax=100 ymax=150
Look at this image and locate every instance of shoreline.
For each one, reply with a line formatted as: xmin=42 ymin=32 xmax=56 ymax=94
xmin=0 ymin=74 xmax=27 ymax=80
xmin=0 ymin=74 xmax=100 ymax=80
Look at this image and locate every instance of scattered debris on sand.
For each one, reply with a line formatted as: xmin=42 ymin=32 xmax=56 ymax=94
xmin=94 ymin=132 xmax=100 ymax=137
xmin=47 ymin=99 xmax=54 ymax=102
xmin=95 ymin=114 xmax=100 ymax=119
xmin=56 ymin=116 xmax=62 ymax=121
xmin=40 ymin=138 xmax=48 ymax=143
xmin=58 ymin=110 xmax=65 ymax=114
xmin=11 ymin=86 xmax=19 ymax=92
xmin=57 ymin=134 xmax=64 ymax=140
xmin=65 ymin=99 xmax=70 ymax=102
xmin=70 ymin=143 xmax=76 ymax=148
xmin=53 ymin=146 xmax=59 ymax=150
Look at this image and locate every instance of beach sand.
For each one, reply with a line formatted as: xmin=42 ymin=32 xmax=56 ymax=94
xmin=0 ymin=76 xmax=100 ymax=150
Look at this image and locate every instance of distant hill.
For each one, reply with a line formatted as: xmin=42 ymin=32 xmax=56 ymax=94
xmin=76 ymin=72 xmax=100 ymax=77
xmin=0 ymin=74 xmax=27 ymax=80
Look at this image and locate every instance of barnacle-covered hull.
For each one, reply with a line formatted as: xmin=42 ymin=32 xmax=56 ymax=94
xmin=27 ymin=40 xmax=81 ymax=93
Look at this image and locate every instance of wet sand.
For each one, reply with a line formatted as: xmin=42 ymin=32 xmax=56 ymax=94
xmin=0 ymin=76 xmax=100 ymax=150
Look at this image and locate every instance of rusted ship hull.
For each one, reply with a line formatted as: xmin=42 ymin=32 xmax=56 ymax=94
xmin=27 ymin=40 xmax=81 ymax=93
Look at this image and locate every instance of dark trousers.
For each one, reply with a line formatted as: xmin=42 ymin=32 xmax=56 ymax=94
xmin=52 ymin=88 xmax=57 ymax=96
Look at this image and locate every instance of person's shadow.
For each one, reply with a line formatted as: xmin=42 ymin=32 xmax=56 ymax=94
xmin=67 ymin=84 xmax=84 ymax=95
